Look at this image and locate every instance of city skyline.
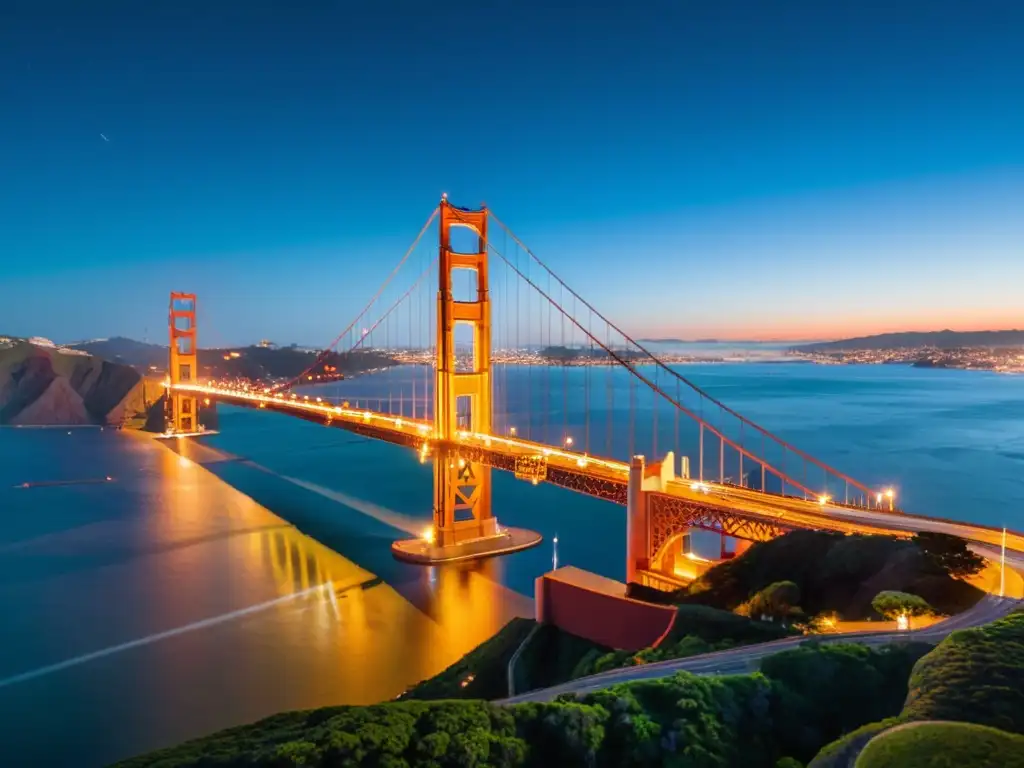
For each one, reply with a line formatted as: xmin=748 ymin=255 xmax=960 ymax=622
xmin=2 ymin=2 xmax=1022 ymax=346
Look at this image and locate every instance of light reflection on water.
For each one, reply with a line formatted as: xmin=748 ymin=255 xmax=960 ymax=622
xmin=0 ymin=428 xmax=529 ymax=768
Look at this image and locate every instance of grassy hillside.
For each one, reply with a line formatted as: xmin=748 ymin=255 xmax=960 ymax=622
xmin=513 ymin=622 xmax=611 ymax=691
xmin=902 ymin=608 xmax=1024 ymax=732
xmin=399 ymin=618 xmax=536 ymax=702
xmin=855 ymin=722 xmax=1024 ymax=768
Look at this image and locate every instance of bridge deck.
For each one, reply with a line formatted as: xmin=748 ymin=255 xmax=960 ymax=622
xmin=173 ymin=384 xmax=1024 ymax=553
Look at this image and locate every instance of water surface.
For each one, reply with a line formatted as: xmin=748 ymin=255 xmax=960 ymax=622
xmin=0 ymin=363 xmax=1022 ymax=766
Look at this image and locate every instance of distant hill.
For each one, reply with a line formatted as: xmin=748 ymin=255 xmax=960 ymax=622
xmin=792 ymin=329 xmax=1024 ymax=353
xmin=639 ymin=338 xmax=722 ymax=344
xmin=638 ymin=338 xmax=772 ymax=345
xmin=69 ymin=337 xmax=399 ymax=381
xmin=70 ymin=337 xmax=167 ymax=370
xmin=198 ymin=345 xmax=397 ymax=382
xmin=0 ymin=340 xmax=160 ymax=426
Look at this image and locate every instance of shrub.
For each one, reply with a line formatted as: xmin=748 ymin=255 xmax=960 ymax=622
xmin=870 ymin=591 xmax=932 ymax=621
xmin=855 ymin=721 xmax=1024 ymax=768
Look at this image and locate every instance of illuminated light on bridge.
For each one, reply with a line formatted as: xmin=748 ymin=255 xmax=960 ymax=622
xmin=161 ymin=196 xmax=1024 ymax=587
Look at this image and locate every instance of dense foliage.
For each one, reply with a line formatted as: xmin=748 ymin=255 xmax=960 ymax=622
xmin=674 ymin=530 xmax=982 ymax=619
xmin=811 ymin=608 xmax=1024 ymax=765
xmin=855 ymin=722 xmax=1024 ymax=768
xmin=911 ymin=532 xmax=986 ymax=579
xmin=902 ymin=608 xmax=1024 ymax=733
xmin=117 ymin=642 xmax=926 ymax=768
xmin=762 ymin=642 xmax=931 ymax=761
xmin=738 ymin=580 xmax=803 ymax=622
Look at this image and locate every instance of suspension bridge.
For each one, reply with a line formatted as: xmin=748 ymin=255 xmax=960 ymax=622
xmin=163 ymin=197 xmax=1022 ymax=590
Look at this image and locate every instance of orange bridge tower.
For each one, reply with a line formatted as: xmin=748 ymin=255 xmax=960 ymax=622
xmin=392 ymin=197 xmax=541 ymax=564
xmin=167 ymin=292 xmax=198 ymax=434
xmin=433 ymin=198 xmax=494 ymax=545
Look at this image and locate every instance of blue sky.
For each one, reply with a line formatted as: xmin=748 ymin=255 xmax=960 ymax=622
xmin=1 ymin=1 xmax=1022 ymax=345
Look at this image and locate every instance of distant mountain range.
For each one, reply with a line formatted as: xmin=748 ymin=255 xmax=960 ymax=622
xmin=791 ymin=329 xmax=1024 ymax=353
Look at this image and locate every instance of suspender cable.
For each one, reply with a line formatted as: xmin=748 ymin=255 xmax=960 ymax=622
xmin=585 ymin=306 xmax=592 ymax=455
xmin=490 ymin=211 xmax=879 ymax=501
xmin=674 ymin=377 xmax=680 ymax=472
xmin=606 ymin=322 xmax=613 ymax=458
xmin=561 ymin=282 xmax=568 ymax=447
xmin=652 ymin=366 xmax=658 ymax=460
xmin=276 ymin=207 xmax=438 ymax=393
xmin=628 ymin=374 xmax=636 ymax=459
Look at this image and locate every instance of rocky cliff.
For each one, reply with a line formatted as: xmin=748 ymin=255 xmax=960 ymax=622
xmin=0 ymin=341 xmax=160 ymax=426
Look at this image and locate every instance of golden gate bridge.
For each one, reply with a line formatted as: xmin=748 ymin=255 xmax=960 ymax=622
xmin=163 ymin=197 xmax=1022 ymax=590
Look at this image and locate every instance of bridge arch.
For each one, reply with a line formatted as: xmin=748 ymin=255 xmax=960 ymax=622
xmin=627 ymin=456 xmax=789 ymax=588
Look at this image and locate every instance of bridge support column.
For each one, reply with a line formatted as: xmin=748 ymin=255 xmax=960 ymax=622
xmin=626 ymin=455 xmax=650 ymax=584
xmin=392 ymin=198 xmax=541 ymax=565
xmin=166 ymin=292 xmax=199 ymax=434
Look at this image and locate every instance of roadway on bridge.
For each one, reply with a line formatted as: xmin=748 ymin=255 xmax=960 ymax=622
xmin=500 ymin=592 xmax=1022 ymax=704
xmin=176 ymin=384 xmax=1024 ymax=556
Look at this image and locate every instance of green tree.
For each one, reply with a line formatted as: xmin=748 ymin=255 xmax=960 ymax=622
xmin=761 ymin=642 xmax=930 ymax=759
xmin=912 ymin=532 xmax=986 ymax=578
xmin=871 ymin=591 xmax=932 ymax=622
xmin=744 ymin=580 xmax=802 ymax=622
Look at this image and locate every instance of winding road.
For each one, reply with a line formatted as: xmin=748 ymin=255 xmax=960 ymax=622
xmin=501 ymin=592 xmax=1022 ymax=704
